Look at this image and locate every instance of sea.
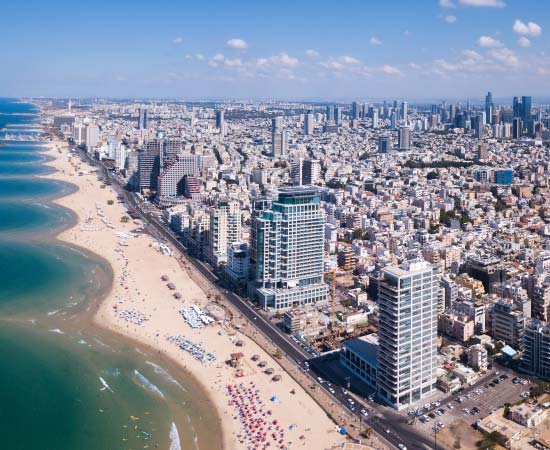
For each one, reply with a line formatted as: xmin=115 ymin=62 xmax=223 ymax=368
xmin=0 ymin=99 xmax=222 ymax=450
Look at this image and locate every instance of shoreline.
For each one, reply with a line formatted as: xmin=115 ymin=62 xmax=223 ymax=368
xmin=41 ymin=138 xmax=344 ymax=450
xmin=37 ymin=142 xmax=227 ymax=450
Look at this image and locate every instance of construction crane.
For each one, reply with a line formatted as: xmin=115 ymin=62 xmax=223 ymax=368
xmin=324 ymin=269 xmax=338 ymax=327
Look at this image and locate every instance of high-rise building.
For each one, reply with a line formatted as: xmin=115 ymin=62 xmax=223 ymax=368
xmin=334 ymin=106 xmax=342 ymax=125
xmin=378 ymin=135 xmax=391 ymax=153
xmin=250 ymin=187 xmax=328 ymax=310
xmin=492 ymin=300 xmax=525 ymax=350
xmin=371 ymin=110 xmax=379 ymax=129
xmin=401 ymin=101 xmax=408 ymax=122
xmin=476 ymin=144 xmax=488 ymax=161
xmin=513 ymin=117 xmax=522 ymax=139
xmin=291 ymin=158 xmax=321 ymax=186
xmin=216 ymin=110 xmax=224 ymax=129
xmin=156 ymin=154 xmax=197 ymax=198
xmin=271 ymin=117 xmax=288 ymax=156
xmin=304 ymin=113 xmax=314 ymax=135
xmin=485 ymin=92 xmax=494 ymax=125
xmin=161 ymin=138 xmax=183 ymax=167
xmin=398 ymin=126 xmax=411 ymax=150
xmin=522 ymin=319 xmax=550 ymax=380
xmin=114 ymin=144 xmax=127 ymax=171
xmin=326 ymin=105 xmax=335 ymax=123
xmin=521 ymin=96 xmax=532 ymax=123
xmin=138 ymin=108 xmax=148 ymax=130
xmin=138 ymin=150 xmax=161 ymax=192
xmin=351 ymin=101 xmax=360 ymax=120
xmin=377 ymin=260 xmax=439 ymax=410
xmin=207 ymin=200 xmax=242 ymax=266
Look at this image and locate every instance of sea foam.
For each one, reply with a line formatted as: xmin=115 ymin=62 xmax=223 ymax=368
xmin=134 ymin=369 xmax=165 ymax=398
xmin=169 ymin=422 xmax=181 ymax=450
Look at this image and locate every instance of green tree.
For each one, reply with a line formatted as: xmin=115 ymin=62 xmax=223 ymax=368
xmin=476 ymin=431 xmax=501 ymax=450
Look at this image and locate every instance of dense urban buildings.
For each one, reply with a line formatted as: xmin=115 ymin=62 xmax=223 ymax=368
xmin=49 ymin=91 xmax=550 ymax=420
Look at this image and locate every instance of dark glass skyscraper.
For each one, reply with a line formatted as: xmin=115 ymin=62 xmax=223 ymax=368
xmin=521 ymin=96 xmax=532 ymax=123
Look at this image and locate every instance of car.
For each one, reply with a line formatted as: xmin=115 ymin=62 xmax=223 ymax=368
xmin=501 ymin=374 xmax=509 ymax=380
xmin=329 ymin=388 xmax=335 ymax=394
xmin=463 ymin=408 xmax=470 ymax=414
xmin=437 ymin=421 xmax=445 ymax=428
xmin=398 ymin=444 xmax=408 ymax=450
xmin=435 ymin=410 xmax=442 ymax=416
xmin=512 ymin=377 xmax=519 ymax=384
xmin=347 ymin=398 xmax=355 ymax=405
xmin=447 ymin=403 xmax=454 ymax=410
xmin=438 ymin=408 xmax=446 ymax=415
xmin=343 ymin=389 xmax=348 ymax=395
xmin=362 ymin=411 xmax=369 ymax=417
xmin=429 ymin=412 xmax=437 ymax=419
xmin=385 ymin=428 xmax=391 ymax=434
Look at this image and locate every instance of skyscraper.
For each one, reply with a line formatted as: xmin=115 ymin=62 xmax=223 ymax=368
xmin=326 ymin=105 xmax=335 ymax=123
xmin=521 ymin=95 xmax=532 ymax=123
xmin=522 ymin=320 xmax=550 ymax=380
xmin=156 ymin=154 xmax=196 ymax=199
xmin=513 ymin=117 xmax=522 ymax=139
xmin=207 ymin=200 xmax=242 ymax=266
xmin=377 ymin=260 xmax=439 ymax=410
xmin=485 ymin=92 xmax=494 ymax=125
xmin=291 ymin=158 xmax=320 ymax=185
xmin=351 ymin=101 xmax=360 ymax=120
xmin=378 ymin=135 xmax=391 ymax=153
xmin=215 ymin=110 xmax=224 ymax=129
xmin=401 ymin=101 xmax=408 ymax=122
xmin=334 ymin=106 xmax=342 ymax=125
xmin=251 ymin=187 xmax=328 ymax=310
xmin=398 ymin=126 xmax=410 ymax=150
xmin=138 ymin=107 xmax=148 ymax=130
xmin=137 ymin=150 xmax=161 ymax=192
xmin=304 ymin=112 xmax=314 ymax=135
xmin=271 ymin=117 xmax=288 ymax=156
xmin=372 ymin=110 xmax=379 ymax=129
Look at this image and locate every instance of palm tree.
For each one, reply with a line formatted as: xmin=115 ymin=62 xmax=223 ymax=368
xmin=362 ymin=426 xmax=373 ymax=439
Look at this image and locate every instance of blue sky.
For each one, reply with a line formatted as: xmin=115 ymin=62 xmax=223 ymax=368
xmin=2 ymin=0 xmax=550 ymax=100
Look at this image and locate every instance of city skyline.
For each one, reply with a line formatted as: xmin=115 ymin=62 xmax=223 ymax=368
xmin=2 ymin=0 xmax=550 ymax=99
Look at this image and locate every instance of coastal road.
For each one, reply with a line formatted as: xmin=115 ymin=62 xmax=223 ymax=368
xmin=76 ymin=148 xmax=427 ymax=449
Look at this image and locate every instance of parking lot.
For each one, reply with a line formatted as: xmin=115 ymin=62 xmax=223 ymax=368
xmin=412 ymin=370 xmax=532 ymax=436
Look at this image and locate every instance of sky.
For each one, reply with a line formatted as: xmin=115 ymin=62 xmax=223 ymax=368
xmin=2 ymin=0 xmax=550 ymax=101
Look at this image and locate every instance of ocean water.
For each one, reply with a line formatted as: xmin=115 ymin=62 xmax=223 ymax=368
xmin=0 ymin=99 xmax=221 ymax=450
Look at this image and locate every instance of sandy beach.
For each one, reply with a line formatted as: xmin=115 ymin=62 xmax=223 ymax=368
xmin=42 ymin=140 xmax=344 ymax=450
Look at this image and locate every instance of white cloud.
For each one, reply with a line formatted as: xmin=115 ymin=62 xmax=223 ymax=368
xmin=488 ymin=47 xmax=518 ymax=66
xmin=477 ymin=35 xmax=503 ymax=48
xmin=255 ymin=53 xmax=299 ymax=69
xmin=445 ymin=15 xmax=457 ymax=23
xmin=513 ymin=20 xmax=542 ymax=37
xmin=338 ymin=55 xmax=360 ymax=64
xmin=408 ymin=62 xmax=421 ymax=69
xmin=403 ymin=30 xmax=412 ymax=36
xmin=369 ymin=37 xmax=383 ymax=46
xmin=517 ymin=36 xmax=531 ymax=47
xmin=272 ymin=53 xmax=299 ymax=67
xmin=461 ymin=49 xmax=483 ymax=60
xmin=439 ymin=0 xmax=456 ymax=8
xmin=116 ymin=75 xmax=127 ymax=82
xmin=225 ymin=38 xmax=248 ymax=49
xmin=305 ymin=49 xmax=319 ymax=57
xmin=212 ymin=53 xmax=225 ymax=62
xmin=184 ymin=54 xmax=192 ymax=59
xmin=195 ymin=54 xmax=205 ymax=61
xmin=173 ymin=37 xmax=183 ymax=44
xmin=380 ymin=65 xmax=401 ymax=75
xmin=224 ymin=58 xmax=242 ymax=67
xmin=459 ymin=0 xmax=505 ymax=7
